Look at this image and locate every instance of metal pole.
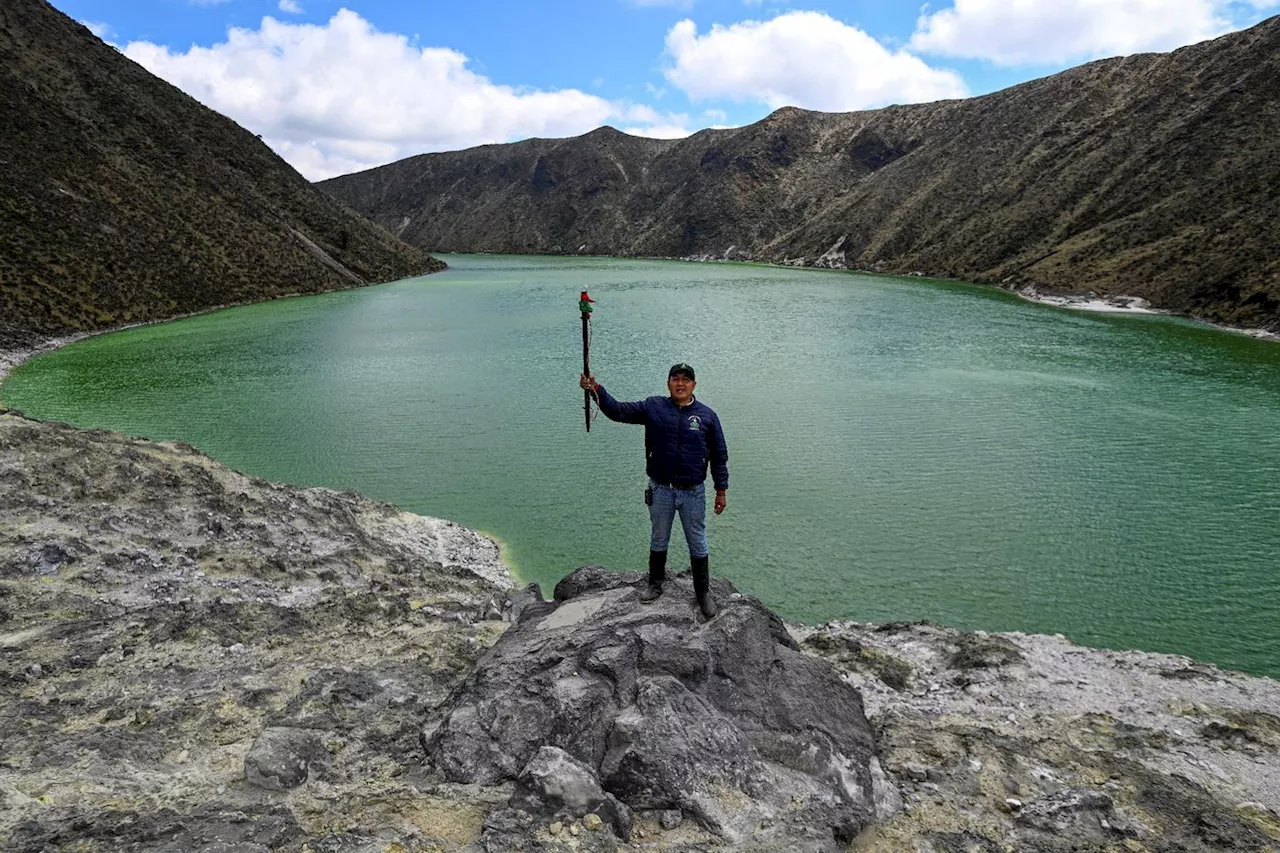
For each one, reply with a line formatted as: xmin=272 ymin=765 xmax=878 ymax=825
xmin=582 ymin=312 xmax=591 ymax=432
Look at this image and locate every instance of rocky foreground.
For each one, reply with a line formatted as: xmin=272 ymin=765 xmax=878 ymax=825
xmin=2 ymin=410 xmax=1279 ymax=852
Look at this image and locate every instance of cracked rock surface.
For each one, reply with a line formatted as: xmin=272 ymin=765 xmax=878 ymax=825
xmin=0 ymin=411 xmax=511 ymax=852
xmin=797 ymin=621 xmax=1280 ymax=852
xmin=425 ymin=565 xmax=880 ymax=851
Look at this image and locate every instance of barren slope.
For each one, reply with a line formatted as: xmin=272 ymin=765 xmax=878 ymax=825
xmin=322 ymin=17 xmax=1280 ymax=331
xmin=0 ymin=0 xmax=443 ymax=340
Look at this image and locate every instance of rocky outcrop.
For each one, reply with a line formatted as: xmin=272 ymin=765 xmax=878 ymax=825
xmin=425 ymin=566 xmax=882 ymax=851
xmin=3 ymin=409 xmax=1280 ymax=851
xmin=0 ymin=410 xmax=509 ymax=852
xmin=321 ymin=16 xmax=1280 ymax=333
xmin=0 ymin=0 xmax=443 ymax=339
xmin=797 ymin=621 xmax=1280 ymax=852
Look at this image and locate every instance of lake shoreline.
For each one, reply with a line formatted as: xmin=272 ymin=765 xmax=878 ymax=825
xmin=1015 ymin=285 xmax=1165 ymax=315
xmin=2 ymin=332 xmax=88 ymax=394
xmin=2 ymin=311 xmax=264 ymax=394
xmin=1014 ymin=283 xmax=1280 ymax=339
xmin=677 ymin=253 xmax=1280 ymax=342
xmin=2 ymin=297 xmax=333 ymax=391
xmin=0 ymin=268 xmax=457 ymax=395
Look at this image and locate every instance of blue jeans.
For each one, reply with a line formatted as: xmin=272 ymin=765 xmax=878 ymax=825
xmin=649 ymin=481 xmax=708 ymax=559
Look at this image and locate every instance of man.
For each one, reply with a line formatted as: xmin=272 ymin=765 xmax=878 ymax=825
xmin=578 ymin=363 xmax=729 ymax=617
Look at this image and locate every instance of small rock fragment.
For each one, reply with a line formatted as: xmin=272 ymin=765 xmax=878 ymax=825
xmin=244 ymin=727 xmax=321 ymax=791
xmin=583 ymin=813 xmax=602 ymax=831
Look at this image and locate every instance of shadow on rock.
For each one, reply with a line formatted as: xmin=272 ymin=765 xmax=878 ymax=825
xmin=422 ymin=565 xmax=878 ymax=851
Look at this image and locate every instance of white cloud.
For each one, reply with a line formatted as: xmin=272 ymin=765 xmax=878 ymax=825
xmin=621 ymin=104 xmax=691 ymax=126
xmin=623 ymin=123 xmax=695 ymax=138
xmin=122 ymin=11 xmax=671 ymax=180
xmin=910 ymin=0 xmax=1235 ymax=66
xmin=81 ymin=20 xmax=112 ymax=39
xmin=278 ymin=0 xmax=303 ymax=14
xmin=663 ymin=12 xmax=967 ymax=112
xmin=616 ymin=104 xmax=695 ymax=137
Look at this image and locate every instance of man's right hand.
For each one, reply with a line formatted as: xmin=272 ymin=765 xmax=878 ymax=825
xmin=579 ymin=373 xmax=599 ymax=392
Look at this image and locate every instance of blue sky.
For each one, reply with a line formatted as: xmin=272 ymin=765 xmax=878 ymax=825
xmin=52 ymin=0 xmax=1279 ymax=180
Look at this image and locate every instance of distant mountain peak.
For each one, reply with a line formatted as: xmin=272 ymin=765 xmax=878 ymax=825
xmin=320 ymin=15 xmax=1280 ymax=333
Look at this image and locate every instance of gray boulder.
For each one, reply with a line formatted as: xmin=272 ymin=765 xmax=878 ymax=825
xmin=511 ymin=746 xmax=632 ymax=838
xmin=244 ymin=727 xmax=321 ymax=791
xmin=423 ymin=565 xmax=877 ymax=848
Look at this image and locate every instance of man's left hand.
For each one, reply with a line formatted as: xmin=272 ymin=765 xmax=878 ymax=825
xmin=714 ymin=491 xmax=728 ymax=515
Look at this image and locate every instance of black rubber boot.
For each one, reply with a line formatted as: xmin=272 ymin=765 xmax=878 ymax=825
xmin=640 ymin=550 xmax=666 ymax=603
xmin=691 ymin=555 xmax=717 ymax=618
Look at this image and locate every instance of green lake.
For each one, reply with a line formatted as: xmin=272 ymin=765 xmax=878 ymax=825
xmin=6 ymin=255 xmax=1279 ymax=677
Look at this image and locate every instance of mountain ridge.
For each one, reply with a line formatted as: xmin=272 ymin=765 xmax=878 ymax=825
xmin=0 ymin=0 xmax=442 ymax=341
xmin=321 ymin=17 xmax=1280 ymax=332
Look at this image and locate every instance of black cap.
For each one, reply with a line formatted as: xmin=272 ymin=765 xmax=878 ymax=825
xmin=668 ymin=363 xmax=696 ymax=380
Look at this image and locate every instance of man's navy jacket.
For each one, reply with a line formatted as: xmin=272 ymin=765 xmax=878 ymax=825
xmin=595 ymin=387 xmax=729 ymax=491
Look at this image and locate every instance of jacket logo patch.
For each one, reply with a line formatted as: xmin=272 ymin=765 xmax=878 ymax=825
xmin=687 ymin=415 xmax=702 ymax=431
